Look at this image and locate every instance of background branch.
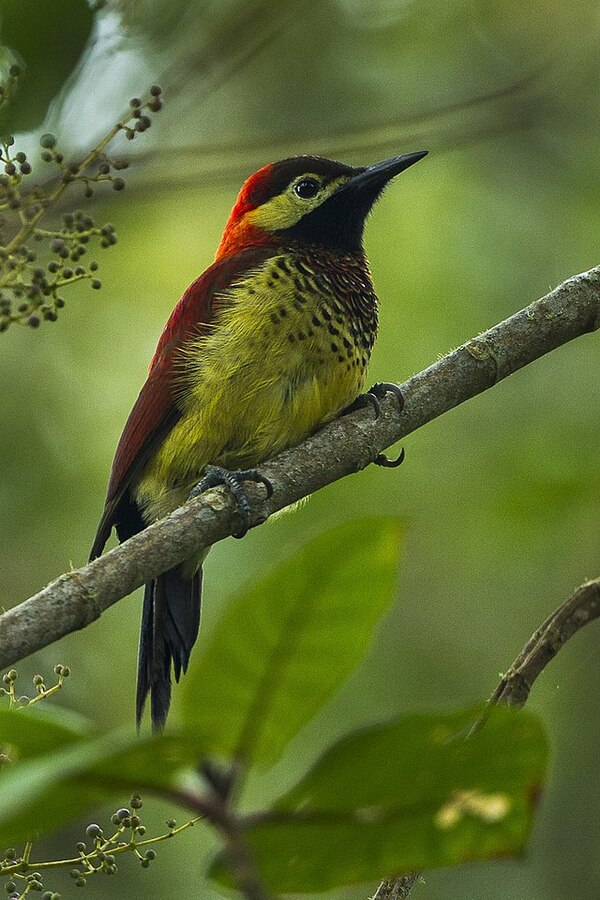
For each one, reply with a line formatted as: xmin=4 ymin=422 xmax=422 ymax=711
xmin=488 ymin=578 xmax=600 ymax=710
xmin=0 ymin=265 xmax=599 ymax=669
xmin=372 ymin=578 xmax=600 ymax=899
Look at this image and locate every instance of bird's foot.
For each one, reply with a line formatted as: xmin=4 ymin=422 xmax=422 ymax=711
xmin=343 ymin=382 xmax=406 ymax=468
xmin=343 ymin=381 xmax=405 ymax=419
xmin=189 ymin=465 xmax=273 ymax=538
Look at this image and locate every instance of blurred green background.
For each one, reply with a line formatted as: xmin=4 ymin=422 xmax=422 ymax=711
xmin=1 ymin=0 xmax=599 ymax=897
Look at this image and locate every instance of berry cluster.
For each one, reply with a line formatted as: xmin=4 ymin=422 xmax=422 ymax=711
xmin=0 ymin=83 xmax=163 ymax=332
xmin=0 ymin=665 xmax=70 ymax=709
xmin=0 ymin=797 xmax=199 ymax=897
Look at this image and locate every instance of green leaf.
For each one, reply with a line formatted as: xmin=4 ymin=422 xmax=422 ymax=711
xmin=181 ymin=517 xmax=403 ymax=767
xmin=0 ymin=707 xmax=203 ymax=846
xmin=210 ymin=706 xmax=548 ymax=893
xmin=0 ymin=0 xmax=93 ymax=133
xmin=0 ymin=704 xmax=90 ymax=761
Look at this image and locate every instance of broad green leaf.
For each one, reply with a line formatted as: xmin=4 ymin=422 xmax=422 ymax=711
xmin=0 ymin=707 xmax=205 ymax=846
xmin=0 ymin=0 xmax=93 ymax=133
xmin=181 ymin=518 xmax=403 ymax=767
xmin=0 ymin=704 xmax=90 ymax=761
xmin=210 ymin=706 xmax=548 ymax=893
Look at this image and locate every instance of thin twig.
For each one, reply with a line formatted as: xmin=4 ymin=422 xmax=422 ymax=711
xmin=0 ymin=265 xmax=599 ymax=668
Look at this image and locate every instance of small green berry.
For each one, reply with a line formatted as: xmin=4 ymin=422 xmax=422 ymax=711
xmin=40 ymin=133 xmax=57 ymax=149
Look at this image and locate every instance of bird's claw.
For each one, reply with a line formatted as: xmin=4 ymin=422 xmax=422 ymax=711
xmin=343 ymin=381 xmax=405 ymax=420
xmin=374 ymin=447 xmax=405 ymax=468
xmin=367 ymin=382 xmax=405 ymax=418
xmin=341 ymin=382 xmax=406 ymax=470
xmin=189 ymin=465 xmax=273 ymax=538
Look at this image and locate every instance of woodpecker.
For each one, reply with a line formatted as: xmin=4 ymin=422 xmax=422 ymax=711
xmin=90 ymin=151 xmax=427 ymax=729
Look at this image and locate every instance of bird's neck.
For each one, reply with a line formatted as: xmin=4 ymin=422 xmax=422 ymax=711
xmin=215 ymin=217 xmax=281 ymax=261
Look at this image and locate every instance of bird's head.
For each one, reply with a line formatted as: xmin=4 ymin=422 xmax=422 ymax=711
xmin=215 ymin=151 xmax=427 ymax=260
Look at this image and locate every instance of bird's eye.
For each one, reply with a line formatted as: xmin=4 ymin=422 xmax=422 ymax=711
xmin=294 ymin=177 xmax=320 ymax=200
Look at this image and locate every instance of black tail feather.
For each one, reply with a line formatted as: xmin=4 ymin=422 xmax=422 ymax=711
xmin=136 ymin=567 xmax=202 ymax=731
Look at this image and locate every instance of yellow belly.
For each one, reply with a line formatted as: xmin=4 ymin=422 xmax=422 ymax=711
xmin=134 ymin=254 xmax=375 ymax=522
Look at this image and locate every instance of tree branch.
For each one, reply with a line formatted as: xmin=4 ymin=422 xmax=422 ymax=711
xmin=372 ymin=874 xmax=420 ymax=899
xmin=0 ymin=266 xmax=599 ymax=668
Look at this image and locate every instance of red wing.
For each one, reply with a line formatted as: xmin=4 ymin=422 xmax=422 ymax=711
xmin=90 ymin=246 xmax=274 ymax=559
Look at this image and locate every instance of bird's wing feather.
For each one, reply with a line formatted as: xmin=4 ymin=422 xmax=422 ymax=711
xmin=89 ymin=246 xmax=276 ymax=560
